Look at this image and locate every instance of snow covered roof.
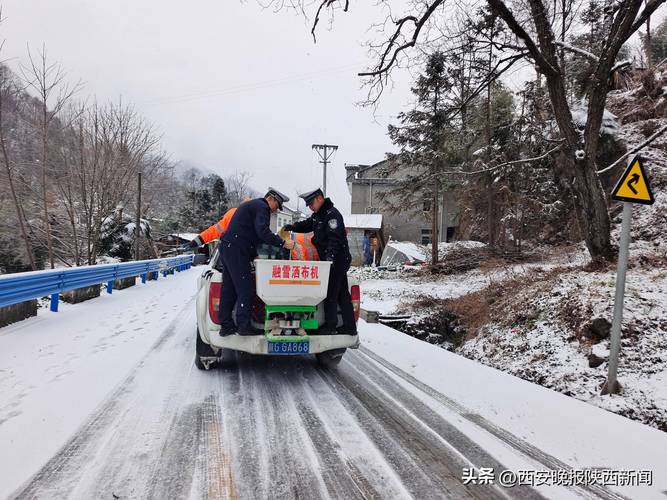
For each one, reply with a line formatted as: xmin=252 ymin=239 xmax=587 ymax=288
xmin=345 ymin=214 xmax=383 ymax=229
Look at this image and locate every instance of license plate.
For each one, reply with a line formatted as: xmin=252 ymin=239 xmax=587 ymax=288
xmin=267 ymin=341 xmax=310 ymax=355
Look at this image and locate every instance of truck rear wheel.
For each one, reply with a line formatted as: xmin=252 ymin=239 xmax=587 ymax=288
xmin=195 ymin=328 xmax=219 ymax=370
xmin=316 ymin=348 xmax=346 ymax=368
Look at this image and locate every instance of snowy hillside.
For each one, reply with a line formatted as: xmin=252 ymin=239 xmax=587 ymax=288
xmin=357 ymin=110 xmax=667 ymax=431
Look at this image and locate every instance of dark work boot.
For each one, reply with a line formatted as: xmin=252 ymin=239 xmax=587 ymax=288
xmin=317 ymin=325 xmax=336 ymax=335
xmin=238 ymin=326 xmax=263 ymax=336
xmin=336 ymin=326 xmax=358 ymax=335
xmin=219 ymin=323 xmax=237 ymax=337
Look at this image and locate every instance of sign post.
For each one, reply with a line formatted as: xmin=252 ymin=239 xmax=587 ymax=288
xmin=601 ymin=156 xmax=654 ymax=395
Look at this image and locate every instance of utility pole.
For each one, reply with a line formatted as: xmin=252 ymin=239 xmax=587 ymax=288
xmin=135 ymin=172 xmax=142 ymax=261
xmin=312 ymin=144 xmax=338 ymax=196
xmin=295 ymin=190 xmax=301 ymax=216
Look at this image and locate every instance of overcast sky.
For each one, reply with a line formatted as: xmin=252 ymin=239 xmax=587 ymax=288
xmin=2 ymin=2 xmax=658 ymax=216
xmin=1 ymin=0 xmax=415 ymax=214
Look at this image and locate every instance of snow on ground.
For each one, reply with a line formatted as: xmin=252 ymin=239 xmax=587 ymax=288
xmin=0 ymin=267 xmax=200 ymax=499
xmin=356 ymin=236 xmax=667 ymax=432
xmin=361 ymin=271 xmax=492 ymax=315
xmin=361 ymin=320 xmax=667 ymax=499
xmin=1 ymin=260 xmax=666 ymax=498
xmin=353 ymin=110 xmax=667 ymax=432
xmin=358 ymin=245 xmax=588 ymax=316
xmin=459 ymin=263 xmax=667 ymax=432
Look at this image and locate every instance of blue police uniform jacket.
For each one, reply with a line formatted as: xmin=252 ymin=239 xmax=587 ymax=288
xmin=221 ymin=198 xmax=284 ymax=251
xmin=290 ymin=198 xmax=351 ymax=264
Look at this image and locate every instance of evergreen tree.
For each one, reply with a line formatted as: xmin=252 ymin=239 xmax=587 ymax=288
xmin=568 ymin=0 xmax=630 ymax=98
xmin=388 ymin=51 xmax=453 ymax=264
xmin=641 ymin=17 xmax=667 ymax=64
xmin=209 ymin=175 xmax=229 ymax=218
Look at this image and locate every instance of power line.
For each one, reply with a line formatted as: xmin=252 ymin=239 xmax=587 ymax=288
xmin=141 ymin=63 xmax=362 ymax=106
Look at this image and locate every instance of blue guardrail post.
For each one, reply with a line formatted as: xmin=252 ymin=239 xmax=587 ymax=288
xmin=50 ymin=293 xmax=59 ymax=312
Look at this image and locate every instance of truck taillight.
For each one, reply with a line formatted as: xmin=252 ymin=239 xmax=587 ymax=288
xmin=351 ymin=284 xmax=360 ymax=322
xmin=209 ymin=282 xmax=222 ymax=324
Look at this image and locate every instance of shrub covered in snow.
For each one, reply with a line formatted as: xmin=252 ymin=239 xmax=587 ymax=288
xmin=98 ymin=209 xmax=153 ymax=262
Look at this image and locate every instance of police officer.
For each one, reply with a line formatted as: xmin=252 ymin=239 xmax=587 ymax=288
xmin=219 ymin=188 xmax=295 ymax=336
xmin=284 ymin=188 xmax=356 ymax=335
xmin=187 ymin=197 xmax=252 ymax=250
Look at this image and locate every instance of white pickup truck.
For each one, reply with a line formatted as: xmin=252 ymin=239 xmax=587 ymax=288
xmin=195 ymin=246 xmax=361 ymax=370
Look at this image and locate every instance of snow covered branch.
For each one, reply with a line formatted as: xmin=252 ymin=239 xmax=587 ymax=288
xmin=626 ymin=0 xmax=667 ymax=44
xmin=598 ymin=123 xmax=667 ymax=174
xmin=555 ymin=41 xmax=599 ymax=63
xmin=611 ymin=60 xmax=632 ymax=73
xmin=453 ymin=143 xmax=564 ymax=175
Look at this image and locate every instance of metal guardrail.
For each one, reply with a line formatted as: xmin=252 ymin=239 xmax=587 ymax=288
xmin=0 ymin=255 xmax=194 ymax=312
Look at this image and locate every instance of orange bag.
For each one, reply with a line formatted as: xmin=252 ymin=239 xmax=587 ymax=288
xmin=290 ymin=232 xmax=319 ymax=261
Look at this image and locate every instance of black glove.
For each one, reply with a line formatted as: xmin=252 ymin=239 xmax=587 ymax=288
xmin=283 ymin=224 xmax=295 ymax=232
xmin=189 ymin=236 xmax=204 ymax=248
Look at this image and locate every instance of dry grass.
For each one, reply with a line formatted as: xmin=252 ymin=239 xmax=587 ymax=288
xmin=444 ymin=266 xmax=568 ymax=339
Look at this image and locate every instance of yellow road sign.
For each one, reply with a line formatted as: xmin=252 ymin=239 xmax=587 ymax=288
xmin=611 ymin=156 xmax=655 ymax=205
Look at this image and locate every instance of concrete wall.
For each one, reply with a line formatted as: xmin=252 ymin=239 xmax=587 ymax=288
xmin=0 ymin=300 xmax=37 ymax=328
xmin=270 ymin=210 xmax=294 ymax=232
xmin=347 ymin=163 xmax=460 ymax=244
xmin=62 ymin=285 xmax=101 ymax=304
xmin=113 ymin=277 xmax=136 ymax=290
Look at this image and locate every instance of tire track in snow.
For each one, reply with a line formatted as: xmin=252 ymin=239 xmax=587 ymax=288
xmin=10 ymin=297 xmax=615 ymax=500
xmin=197 ymin=394 xmax=236 ymax=500
xmin=344 ymin=350 xmax=542 ymax=499
xmin=68 ymin=316 xmax=202 ymax=499
xmin=315 ymin=363 xmax=498 ymax=500
xmin=357 ymin=346 xmax=628 ymax=500
xmin=9 ymin=371 xmax=139 ymax=499
xmin=144 ymin=399 xmax=208 ymax=499
xmin=286 ymin=375 xmax=382 ymax=499
xmin=296 ymin=365 xmax=414 ymax=500
xmin=234 ymin=354 xmax=328 ymax=499
xmin=218 ymin=355 xmax=272 ymax=500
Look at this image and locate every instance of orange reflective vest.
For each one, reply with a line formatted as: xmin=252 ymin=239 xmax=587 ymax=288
xmin=197 ymin=208 xmax=237 ymax=245
xmin=290 ymin=232 xmax=319 ymax=261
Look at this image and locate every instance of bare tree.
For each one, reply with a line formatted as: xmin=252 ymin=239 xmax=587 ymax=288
xmin=21 ymin=44 xmax=81 ymax=268
xmin=225 ymin=170 xmax=257 ymax=206
xmin=61 ymin=100 xmax=163 ymax=264
xmin=0 ymin=64 xmax=36 ymax=270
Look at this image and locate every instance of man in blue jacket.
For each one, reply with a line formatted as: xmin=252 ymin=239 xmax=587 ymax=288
xmin=283 ymin=188 xmax=356 ymax=335
xmin=219 ymin=188 xmax=295 ymax=336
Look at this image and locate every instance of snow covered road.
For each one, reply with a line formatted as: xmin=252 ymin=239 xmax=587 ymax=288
xmin=1 ymin=267 xmax=665 ymax=499
xmin=4 ymin=305 xmax=537 ymax=499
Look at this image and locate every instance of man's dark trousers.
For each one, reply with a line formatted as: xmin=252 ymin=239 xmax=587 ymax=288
xmin=219 ymin=243 xmax=253 ymax=331
xmin=324 ymin=260 xmax=355 ymax=331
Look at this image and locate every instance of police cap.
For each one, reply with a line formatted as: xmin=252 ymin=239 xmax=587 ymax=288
xmin=299 ymin=188 xmax=324 ymax=205
xmin=265 ymin=187 xmax=289 ymax=210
